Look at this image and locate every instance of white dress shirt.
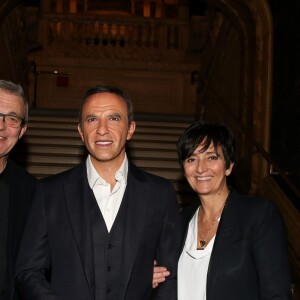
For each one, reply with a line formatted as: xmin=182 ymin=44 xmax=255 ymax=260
xmin=86 ymin=154 xmax=128 ymax=232
xmin=178 ymin=207 xmax=216 ymax=300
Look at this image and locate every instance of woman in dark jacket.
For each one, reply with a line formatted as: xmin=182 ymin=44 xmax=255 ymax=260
xmin=153 ymin=121 xmax=291 ymax=300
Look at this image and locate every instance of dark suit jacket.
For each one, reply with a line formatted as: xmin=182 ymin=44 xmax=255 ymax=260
xmin=4 ymin=159 xmax=37 ymax=299
xmin=181 ymin=189 xmax=291 ymax=300
xmin=15 ymin=161 xmax=181 ymax=300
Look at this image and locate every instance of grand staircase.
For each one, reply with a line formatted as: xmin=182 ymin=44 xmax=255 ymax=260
xmin=12 ymin=110 xmax=195 ymax=206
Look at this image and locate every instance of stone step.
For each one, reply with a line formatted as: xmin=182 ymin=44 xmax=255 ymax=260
xmin=27 ymin=122 xmax=187 ymax=135
xmin=24 ymin=129 xmax=181 ymax=142
xmin=14 ymin=145 xmax=178 ymax=159
xmin=26 ymin=164 xmax=184 ymax=181
xmin=28 ymin=115 xmax=191 ymax=129
xmin=14 ymin=144 xmax=87 ymax=156
xmin=18 ymin=154 xmax=179 ymax=169
xmin=21 ymin=136 xmax=177 ymax=149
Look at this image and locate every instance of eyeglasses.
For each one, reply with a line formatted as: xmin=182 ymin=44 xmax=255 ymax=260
xmin=0 ymin=113 xmax=26 ymax=128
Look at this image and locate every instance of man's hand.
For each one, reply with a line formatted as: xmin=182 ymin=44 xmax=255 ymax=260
xmin=152 ymin=260 xmax=170 ymax=288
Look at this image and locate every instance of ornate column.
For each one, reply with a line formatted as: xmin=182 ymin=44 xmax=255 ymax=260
xmin=69 ymin=0 xmax=77 ymax=13
xmin=144 ymin=0 xmax=150 ymax=17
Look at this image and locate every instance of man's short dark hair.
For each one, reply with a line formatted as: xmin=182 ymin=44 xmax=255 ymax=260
xmin=78 ymin=85 xmax=134 ymax=126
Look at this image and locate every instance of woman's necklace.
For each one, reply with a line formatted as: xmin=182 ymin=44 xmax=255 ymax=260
xmin=197 ymin=217 xmax=219 ymax=249
xmin=197 ymin=200 xmax=227 ymax=250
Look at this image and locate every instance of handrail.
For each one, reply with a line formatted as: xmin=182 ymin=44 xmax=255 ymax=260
xmin=27 ymin=61 xmax=73 ymax=108
xmin=192 ymin=71 xmax=300 ymax=202
xmin=28 ymin=61 xmax=38 ymax=108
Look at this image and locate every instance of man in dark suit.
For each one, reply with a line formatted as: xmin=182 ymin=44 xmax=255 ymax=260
xmin=0 ymin=80 xmax=37 ymax=299
xmin=15 ymin=85 xmax=181 ymax=299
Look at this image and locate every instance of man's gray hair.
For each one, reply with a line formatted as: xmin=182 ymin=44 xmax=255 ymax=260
xmin=0 ymin=80 xmax=28 ymax=122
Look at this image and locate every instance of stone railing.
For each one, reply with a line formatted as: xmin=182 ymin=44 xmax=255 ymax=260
xmin=38 ymin=12 xmax=191 ymax=60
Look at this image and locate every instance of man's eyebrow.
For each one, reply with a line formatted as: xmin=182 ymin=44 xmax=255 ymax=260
xmin=108 ymin=113 xmax=122 ymax=119
xmin=3 ymin=111 xmax=21 ymax=117
xmin=85 ymin=114 xmax=96 ymax=119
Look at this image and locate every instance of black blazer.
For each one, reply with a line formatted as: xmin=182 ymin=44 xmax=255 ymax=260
xmin=181 ymin=189 xmax=291 ymax=300
xmin=5 ymin=159 xmax=37 ymax=299
xmin=15 ymin=162 xmax=181 ymax=300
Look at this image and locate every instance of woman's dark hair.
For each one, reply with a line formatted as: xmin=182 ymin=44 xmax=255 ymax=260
xmin=177 ymin=121 xmax=235 ymax=169
xmin=78 ymin=85 xmax=134 ymax=126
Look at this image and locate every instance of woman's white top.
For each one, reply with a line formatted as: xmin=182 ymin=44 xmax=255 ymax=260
xmin=178 ymin=207 xmax=216 ymax=300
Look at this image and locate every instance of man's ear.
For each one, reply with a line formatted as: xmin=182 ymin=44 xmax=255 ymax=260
xmin=78 ymin=124 xmax=84 ymax=142
xmin=126 ymin=121 xmax=136 ymax=141
xmin=18 ymin=125 xmax=27 ymax=139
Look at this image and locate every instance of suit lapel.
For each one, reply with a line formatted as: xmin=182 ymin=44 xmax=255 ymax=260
xmin=64 ymin=163 xmax=94 ymax=298
xmin=206 ymin=192 xmax=236 ymax=299
xmin=120 ymin=164 xmax=149 ymax=296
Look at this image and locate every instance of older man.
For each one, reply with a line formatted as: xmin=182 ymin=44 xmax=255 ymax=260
xmin=0 ymin=80 xmax=37 ymax=299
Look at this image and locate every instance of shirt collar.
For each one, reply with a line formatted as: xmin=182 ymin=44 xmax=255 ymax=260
xmin=86 ymin=154 xmax=128 ymax=189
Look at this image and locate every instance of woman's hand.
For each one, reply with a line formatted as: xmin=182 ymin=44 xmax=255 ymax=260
xmin=152 ymin=260 xmax=170 ymax=288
